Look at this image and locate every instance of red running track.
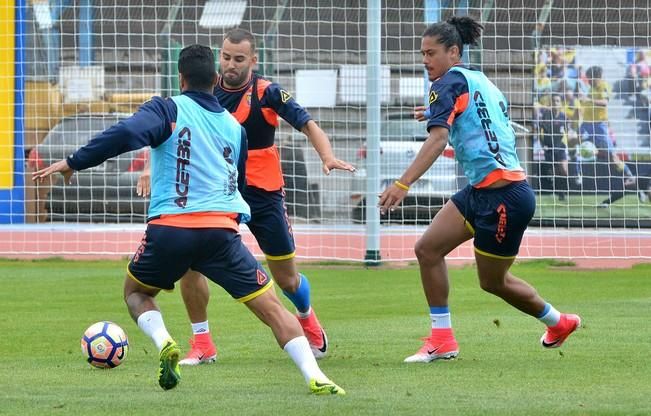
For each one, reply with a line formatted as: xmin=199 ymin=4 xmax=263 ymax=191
xmin=1 ymin=226 xmax=649 ymax=268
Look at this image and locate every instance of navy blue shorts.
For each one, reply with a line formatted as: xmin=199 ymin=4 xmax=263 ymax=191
xmin=451 ymin=180 xmax=536 ymax=258
xmin=127 ymin=224 xmax=272 ymax=302
xmin=242 ymin=186 xmax=296 ymax=260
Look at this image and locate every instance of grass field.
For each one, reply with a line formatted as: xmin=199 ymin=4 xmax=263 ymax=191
xmin=535 ymin=194 xmax=651 ymax=219
xmin=1 ymin=259 xmax=650 ymax=416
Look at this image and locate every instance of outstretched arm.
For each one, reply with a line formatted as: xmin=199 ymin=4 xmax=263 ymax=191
xmin=32 ymin=159 xmax=74 ymax=184
xmin=34 ymin=96 xmax=172 ymax=186
xmin=378 ymin=126 xmax=449 ymax=214
xmin=301 ymin=120 xmax=355 ymax=175
xmin=262 ymin=82 xmax=355 ymax=175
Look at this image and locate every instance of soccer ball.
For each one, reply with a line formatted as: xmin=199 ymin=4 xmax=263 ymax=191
xmin=578 ymin=141 xmax=598 ymax=160
xmin=81 ymin=321 xmax=129 ymax=368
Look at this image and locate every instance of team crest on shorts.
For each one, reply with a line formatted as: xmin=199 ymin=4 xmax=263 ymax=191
xmin=256 ymin=269 xmax=269 ymax=285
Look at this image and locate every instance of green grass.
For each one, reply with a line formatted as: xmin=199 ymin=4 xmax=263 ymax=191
xmin=535 ymin=194 xmax=651 ymax=219
xmin=1 ymin=259 xmax=650 ymax=415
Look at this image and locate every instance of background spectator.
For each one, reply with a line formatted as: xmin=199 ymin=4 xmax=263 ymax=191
xmin=538 ymin=93 xmax=570 ymax=201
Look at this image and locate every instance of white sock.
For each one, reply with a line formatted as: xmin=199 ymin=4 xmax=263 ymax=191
xmin=538 ymin=303 xmax=561 ymax=327
xmin=297 ymin=306 xmax=312 ymax=320
xmin=283 ymin=336 xmax=328 ymax=383
xmin=137 ymin=310 xmax=172 ymax=351
xmin=191 ymin=320 xmax=210 ymax=335
xmin=430 ymin=312 xmax=452 ymax=329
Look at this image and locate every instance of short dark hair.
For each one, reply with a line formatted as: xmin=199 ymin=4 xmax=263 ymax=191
xmin=223 ymin=28 xmax=256 ymax=53
xmin=586 ymin=66 xmax=602 ymax=80
xmin=423 ymin=16 xmax=483 ymax=57
xmin=178 ymin=44 xmax=216 ymax=90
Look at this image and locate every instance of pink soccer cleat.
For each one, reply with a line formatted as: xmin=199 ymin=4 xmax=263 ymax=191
xmin=540 ymin=313 xmax=581 ymax=349
xmin=179 ymin=334 xmax=217 ymax=366
xmin=297 ymin=309 xmax=328 ymax=359
xmin=404 ymin=328 xmax=459 ymax=363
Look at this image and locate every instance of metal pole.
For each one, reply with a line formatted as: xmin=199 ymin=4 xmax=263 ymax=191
xmin=364 ymin=0 xmax=381 ymax=265
xmin=424 ymin=0 xmax=443 ymax=23
xmin=457 ymin=0 xmax=470 ymax=64
xmin=532 ymin=0 xmax=554 ymax=49
xmin=262 ymin=0 xmax=288 ymax=76
xmin=423 ymin=0 xmax=441 ymax=101
xmin=79 ymin=0 xmax=92 ymax=66
xmin=13 ymin=0 xmax=26 ymax=223
xmin=472 ymin=0 xmax=495 ymax=68
xmin=160 ymin=1 xmax=181 ymax=96
xmin=43 ymin=0 xmax=69 ymax=81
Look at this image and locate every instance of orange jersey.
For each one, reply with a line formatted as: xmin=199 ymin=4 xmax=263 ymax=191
xmin=214 ymin=73 xmax=312 ymax=191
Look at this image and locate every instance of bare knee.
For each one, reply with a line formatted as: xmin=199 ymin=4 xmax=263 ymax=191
xmin=267 ymin=259 xmax=300 ymax=293
xmin=478 ymin=276 xmax=506 ymax=295
xmin=180 ymin=270 xmax=202 ymax=289
xmin=259 ymin=301 xmax=286 ymax=324
xmin=123 ymin=275 xmax=160 ymax=321
xmin=475 ymin=254 xmax=516 ymax=297
xmin=277 ymin=274 xmax=300 ymax=293
xmin=246 ymin=292 xmax=303 ymax=347
xmin=123 ymin=288 xmax=157 ymax=322
xmin=415 ymin=238 xmax=444 ymax=265
xmin=123 ymin=277 xmax=140 ymax=305
xmin=249 ymin=294 xmax=291 ymax=326
xmin=123 ymin=290 xmax=133 ymax=307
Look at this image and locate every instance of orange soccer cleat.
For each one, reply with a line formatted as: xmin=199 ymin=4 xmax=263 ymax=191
xmin=404 ymin=328 xmax=459 ymax=363
xmin=540 ymin=313 xmax=581 ymax=349
xmin=297 ymin=309 xmax=328 ymax=359
xmin=179 ymin=333 xmax=217 ymax=366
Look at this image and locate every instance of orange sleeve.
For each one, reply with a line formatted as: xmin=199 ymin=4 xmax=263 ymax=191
xmin=446 ymin=92 xmax=469 ymax=126
xmin=257 ymin=80 xmax=280 ymax=127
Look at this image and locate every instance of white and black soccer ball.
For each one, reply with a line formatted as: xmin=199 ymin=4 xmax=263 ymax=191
xmin=81 ymin=321 xmax=129 ymax=368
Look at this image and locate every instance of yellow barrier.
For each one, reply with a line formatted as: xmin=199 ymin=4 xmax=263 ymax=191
xmin=0 ymin=1 xmax=15 ymax=188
